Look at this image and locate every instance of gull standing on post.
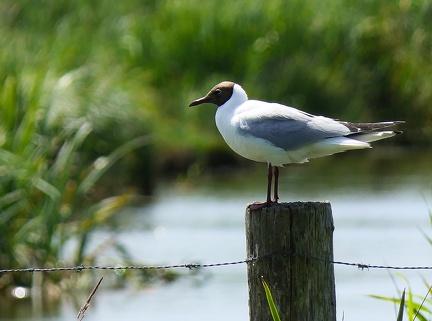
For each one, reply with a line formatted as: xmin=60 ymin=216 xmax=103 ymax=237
xmin=189 ymin=81 xmax=404 ymax=207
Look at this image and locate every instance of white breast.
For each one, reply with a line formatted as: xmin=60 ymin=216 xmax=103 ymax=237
xmin=215 ymin=100 xmax=291 ymax=166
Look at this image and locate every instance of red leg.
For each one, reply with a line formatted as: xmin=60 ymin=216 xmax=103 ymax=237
xmin=248 ymin=163 xmax=273 ymax=210
xmin=273 ymin=166 xmax=279 ymax=203
xmin=266 ymin=163 xmax=272 ymax=205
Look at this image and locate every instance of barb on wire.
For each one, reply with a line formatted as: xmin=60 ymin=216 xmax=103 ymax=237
xmin=2 ymin=253 xmax=432 ymax=274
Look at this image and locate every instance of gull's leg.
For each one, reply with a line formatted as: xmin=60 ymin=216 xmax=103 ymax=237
xmin=266 ymin=163 xmax=272 ymax=205
xmin=249 ymin=163 xmax=273 ymax=210
xmin=273 ymin=166 xmax=279 ymax=203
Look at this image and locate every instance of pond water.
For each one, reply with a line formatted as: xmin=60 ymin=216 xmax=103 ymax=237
xmin=2 ymin=148 xmax=432 ymax=321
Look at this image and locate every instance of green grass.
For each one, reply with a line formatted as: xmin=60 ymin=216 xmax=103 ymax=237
xmin=397 ymin=289 xmax=406 ymax=321
xmin=372 ymin=282 xmax=432 ymax=321
xmin=262 ymin=277 xmax=282 ymax=321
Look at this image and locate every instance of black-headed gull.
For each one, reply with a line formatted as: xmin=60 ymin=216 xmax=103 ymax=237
xmin=189 ymin=81 xmax=404 ymax=207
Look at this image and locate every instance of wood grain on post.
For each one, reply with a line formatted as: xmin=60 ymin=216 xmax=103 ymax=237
xmin=245 ymin=202 xmax=336 ymax=321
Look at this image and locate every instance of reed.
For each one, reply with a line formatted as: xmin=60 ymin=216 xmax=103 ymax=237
xmin=0 ymin=69 xmax=151 ymax=289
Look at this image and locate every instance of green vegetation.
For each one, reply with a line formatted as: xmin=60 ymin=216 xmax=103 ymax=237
xmin=372 ymin=290 xmax=410 ymax=320
xmin=2 ymin=0 xmax=431 ymax=155
xmin=0 ymin=69 xmax=153 ymax=288
xmin=397 ymin=290 xmax=406 ymax=321
xmin=1 ymin=0 xmax=431 ymax=293
xmin=262 ymin=277 xmax=282 ymax=321
xmin=372 ymin=281 xmax=432 ymax=321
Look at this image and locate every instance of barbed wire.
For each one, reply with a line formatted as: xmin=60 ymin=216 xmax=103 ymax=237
xmin=0 ymin=259 xmax=252 ymax=274
xmin=2 ymin=252 xmax=432 ymax=274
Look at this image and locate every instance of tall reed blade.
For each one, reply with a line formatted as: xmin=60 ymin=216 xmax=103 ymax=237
xmin=261 ymin=276 xmax=282 ymax=321
xmin=397 ymin=289 xmax=405 ymax=321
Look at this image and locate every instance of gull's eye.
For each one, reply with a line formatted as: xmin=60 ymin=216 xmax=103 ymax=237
xmin=215 ymin=88 xmax=222 ymax=95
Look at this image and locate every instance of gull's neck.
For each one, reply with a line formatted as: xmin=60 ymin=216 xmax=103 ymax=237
xmin=220 ymin=83 xmax=248 ymax=110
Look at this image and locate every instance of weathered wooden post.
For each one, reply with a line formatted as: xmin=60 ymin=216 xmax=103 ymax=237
xmin=245 ymin=202 xmax=336 ymax=321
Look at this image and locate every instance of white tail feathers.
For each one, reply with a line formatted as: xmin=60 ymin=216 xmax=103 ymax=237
xmin=282 ymin=130 xmax=400 ymax=164
xmin=351 ymin=131 xmax=398 ymax=143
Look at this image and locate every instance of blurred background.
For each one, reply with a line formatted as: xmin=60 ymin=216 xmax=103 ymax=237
xmin=1 ymin=0 xmax=432 ymax=320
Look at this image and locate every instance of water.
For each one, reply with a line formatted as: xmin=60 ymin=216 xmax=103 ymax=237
xmin=2 ymin=150 xmax=432 ymax=320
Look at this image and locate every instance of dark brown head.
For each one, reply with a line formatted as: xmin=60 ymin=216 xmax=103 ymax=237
xmin=189 ymin=81 xmax=235 ymax=107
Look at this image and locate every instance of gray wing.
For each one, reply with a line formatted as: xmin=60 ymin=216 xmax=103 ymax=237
xmin=238 ymin=116 xmax=349 ymax=150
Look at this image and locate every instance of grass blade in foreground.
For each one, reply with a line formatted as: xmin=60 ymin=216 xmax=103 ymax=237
xmin=261 ymin=276 xmax=282 ymax=321
xmin=397 ymin=289 xmax=405 ymax=321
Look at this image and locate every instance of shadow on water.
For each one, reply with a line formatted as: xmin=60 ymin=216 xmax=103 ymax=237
xmin=1 ymin=147 xmax=431 ymax=321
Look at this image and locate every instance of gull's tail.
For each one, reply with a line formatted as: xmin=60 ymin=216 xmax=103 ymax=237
xmin=342 ymin=121 xmax=404 ymax=143
xmin=287 ymin=120 xmax=404 ymax=164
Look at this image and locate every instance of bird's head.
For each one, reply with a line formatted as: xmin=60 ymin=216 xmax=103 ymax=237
xmin=189 ymin=81 xmax=236 ymax=107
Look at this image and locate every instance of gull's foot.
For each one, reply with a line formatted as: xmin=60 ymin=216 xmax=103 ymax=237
xmin=248 ymin=201 xmax=272 ymax=210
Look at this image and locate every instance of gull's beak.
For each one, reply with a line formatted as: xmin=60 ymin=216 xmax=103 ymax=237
xmin=189 ymin=95 xmax=213 ymax=107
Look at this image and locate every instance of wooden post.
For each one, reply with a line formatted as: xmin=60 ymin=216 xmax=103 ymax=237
xmin=245 ymin=202 xmax=336 ymax=321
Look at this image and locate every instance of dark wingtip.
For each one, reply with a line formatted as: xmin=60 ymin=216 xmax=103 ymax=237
xmin=342 ymin=120 xmax=406 ymax=133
